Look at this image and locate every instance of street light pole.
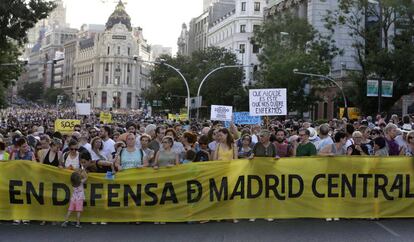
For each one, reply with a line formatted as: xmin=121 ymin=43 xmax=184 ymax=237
xmin=196 ymin=64 xmax=253 ymax=120
xmin=134 ymin=57 xmax=191 ymax=119
xmin=293 ymin=70 xmax=348 ymax=119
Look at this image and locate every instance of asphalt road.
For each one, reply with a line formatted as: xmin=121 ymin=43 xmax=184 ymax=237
xmin=0 ymin=219 xmax=412 ymax=242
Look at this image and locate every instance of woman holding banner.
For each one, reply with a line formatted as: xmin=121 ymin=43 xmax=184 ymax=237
xmin=212 ymin=128 xmax=238 ymax=161
xmin=153 ymin=136 xmax=179 ymax=168
xmin=39 ymin=138 xmax=62 ymax=167
xmin=115 ymin=133 xmax=148 ymax=170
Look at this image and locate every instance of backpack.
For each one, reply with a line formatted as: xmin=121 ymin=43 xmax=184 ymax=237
xmin=119 ymin=148 xmax=144 ymax=166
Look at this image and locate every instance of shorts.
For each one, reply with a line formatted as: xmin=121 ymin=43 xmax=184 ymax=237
xmin=68 ymin=200 xmax=84 ymax=212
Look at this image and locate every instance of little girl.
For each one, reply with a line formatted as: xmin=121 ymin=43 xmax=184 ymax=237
xmin=62 ymin=170 xmax=87 ymax=228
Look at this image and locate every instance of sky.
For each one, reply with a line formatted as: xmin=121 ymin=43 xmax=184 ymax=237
xmin=64 ymin=0 xmax=203 ymax=54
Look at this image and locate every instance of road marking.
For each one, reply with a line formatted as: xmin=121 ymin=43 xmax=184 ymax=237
xmin=375 ymin=221 xmax=400 ymax=237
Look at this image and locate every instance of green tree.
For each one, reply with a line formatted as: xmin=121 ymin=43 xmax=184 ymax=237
xmin=252 ymin=13 xmax=339 ymax=116
xmin=144 ymin=47 xmax=246 ymax=116
xmin=18 ymin=82 xmax=43 ymax=102
xmin=0 ymin=0 xmax=55 ymax=106
xmin=325 ymin=0 xmax=414 ymax=115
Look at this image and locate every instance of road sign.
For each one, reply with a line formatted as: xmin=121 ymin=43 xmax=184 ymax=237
xmin=185 ymin=96 xmax=202 ymax=109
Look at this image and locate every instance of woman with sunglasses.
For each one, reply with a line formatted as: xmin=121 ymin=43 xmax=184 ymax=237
xmin=62 ymin=139 xmax=81 ymax=170
xmin=154 ymin=136 xmax=179 ymax=168
xmin=405 ymin=131 xmax=414 ymax=156
xmin=39 ymin=138 xmax=62 ymax=167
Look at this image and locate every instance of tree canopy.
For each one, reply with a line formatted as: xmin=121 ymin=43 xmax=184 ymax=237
xmin=144 ymin=47 xmax=247 ymax=117
xmin=252 ymin=13 xmax=340 ymax=117
xmin=0 ymin=0 xmax=55 ymax=106
xmin=325 ymin=0 xmax=414 ymax=115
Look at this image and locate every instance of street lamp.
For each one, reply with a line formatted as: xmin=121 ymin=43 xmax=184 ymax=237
xmin=196 ymin=64 xmax=254 ymax=120
xmin=133 ymin=56 xmax=191 ymax=119
xmin=293 ymin=69 xmax=348 ymax=119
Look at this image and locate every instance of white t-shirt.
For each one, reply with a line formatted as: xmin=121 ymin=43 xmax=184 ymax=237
xmin=345 ymin=138 xmax=354 ymax=150
xmin=90 ymin=149 xmax=111 ymax=161
xmin=102 ymin=138 xmax=115 ymax=155
xmin=64 ymin=153 xmax=80 ymax=169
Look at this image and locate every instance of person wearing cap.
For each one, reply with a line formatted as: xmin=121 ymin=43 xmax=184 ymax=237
xmin=293 ymin=128 xmax=317 ymax=157
xmin=249 ymin=130 xmax=277 ymax=159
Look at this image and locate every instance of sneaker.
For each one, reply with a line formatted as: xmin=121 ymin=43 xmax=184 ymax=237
xmin=249 ymin=219 xmax=256 ymax=222
xmin=61 ymin=221 xmax=68 ymax=227
xmin=40 ymin=221 xmax=46 ymax=226
xmin=160 ymin=222 xmax=166 ymax=225
xmin=13 ymin=220 xmax=21 ymax=225
xmin=199 ymin=220 xmax=209 ymax=224
xmin=22 ymin=220 xmax=30 ymax=225
xmin=326 ymin=218 xmax=333 ymax=222
xmin=334 ymin=218 xmax=340 ymax=221
xmin=135 ymin=222 xmax=140 ymax=225
xmin=100 ymin=222 xmax=107 ymax=225
xmin=75 ymin=224 xmax=82 ymax=228
xmin=91 ymin=222 xmax=97 ymax=225
xmin=233 ymin=219 xmax=239 ymax=224
xmin=266 ymin=218 xmax=274 ymax=222
xmin=154 ymin=222 xmax=159 ymax=225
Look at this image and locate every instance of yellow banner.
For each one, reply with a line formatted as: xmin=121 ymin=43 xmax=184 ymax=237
xmin=1 ymin=157 xmax=414 ymax=222
xmin=99 ymin=112 xmax=112 ymax=124
xmin=168 ymin=113 xmax=188 ymax=121
xmin=54 ymin=119 xmax=81 ymax=134
xmin=340 ymin=107 xmax=361 ymax=120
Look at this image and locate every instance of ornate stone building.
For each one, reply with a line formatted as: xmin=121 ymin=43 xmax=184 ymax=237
xmin=72 ymin=1 xmax=151 ymax=109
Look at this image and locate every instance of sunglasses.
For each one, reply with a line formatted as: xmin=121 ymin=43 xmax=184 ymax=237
xmin=70 ymin=148 xmax=78 ymax=151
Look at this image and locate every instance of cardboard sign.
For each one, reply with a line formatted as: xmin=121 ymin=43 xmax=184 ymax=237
xmin=54 ymin=119 xmax=81 ymax=134
xmin=233 ymin=112 xmax=261 ymax=125
xmin=210 ymin=105 xmax=233 ymax=121
xmin=168 ymin=113 xmax=188 ymax=121
xmin=249 ymin=89 xmax=287 ymax=116
xmin=100 ymin=112 xmax=112 ymax=124
xmin=75 ymin=103 xmax=91 ymax=115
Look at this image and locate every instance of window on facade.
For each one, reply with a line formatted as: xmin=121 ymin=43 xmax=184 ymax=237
xmin=127 ymin=64 xmax=130 ymax=72
xmin=128 ymin=47 xmax=130 ymax=56
xmin=114 ymin=76 xmax=120 ymax=85
xmin=127 ymin=92 xmax=132 ymax=108
xmin=254 ymin=2 xmax=260 ymax=11
xmin=117 ymin=46 xmax=120 ymax=55
xmin=113 ymin=91 xmax=121 ymax=109
xmin=253 ymin=44 xmax=260 ymax=53
xmin=105 ymin=63 xmax=109 ymax=71
xmin=240 ymin=25 xmax=246 ymax=33
xmin=102 ymin=91 xmax=107 ymax=108
xmin=107 ymin=46 xmax=110 ymax=55
xmin=239 ymin=44 xmax=245 ymax=53
xmin=241 ymin=2 xmax=246 ymax=11
xmin=323 ymin=102 xmax=328 ymax=119
xmin=116 ymin=63 xmax=121 ymax=72
xmin=126 ymin=76 xmax=130 ymax=85
xmin=105 ymin=76 xmax=109 ymax=85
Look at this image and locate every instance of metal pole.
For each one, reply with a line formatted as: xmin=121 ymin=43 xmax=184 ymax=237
xmin=378 ymin=0 xmax=383 ymax=114
xmin=196 ymin=64 xmax=253 ymax=120
xmin=293 ymin=71 xmax=348 ymax=118
xmin=135 ymin=58 xmax=191 ymax=119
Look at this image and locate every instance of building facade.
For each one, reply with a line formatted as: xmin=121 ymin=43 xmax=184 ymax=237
xmin=72 ymin=1 xmax=152 ymax=109
xmin=208 ymin=0 xmax=266 ymax=85
xmin=177 ymin=23 xmax=189 ymax=56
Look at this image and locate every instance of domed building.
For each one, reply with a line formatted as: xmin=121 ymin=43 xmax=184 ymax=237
xmin=73 ymin=0 xmax=152 ymax=109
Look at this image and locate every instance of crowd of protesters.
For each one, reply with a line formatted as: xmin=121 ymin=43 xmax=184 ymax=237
xmin=1 ymin=108 xmax=413 ymax=226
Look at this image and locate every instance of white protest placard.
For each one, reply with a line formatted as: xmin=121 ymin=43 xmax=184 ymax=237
xmin=75 ymin=103 xmax=91 ymax=116
xmin=210 ymin=105 xmax=233 ymax=121
xmin=249 ymin=89 xmax=287 ymax=116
